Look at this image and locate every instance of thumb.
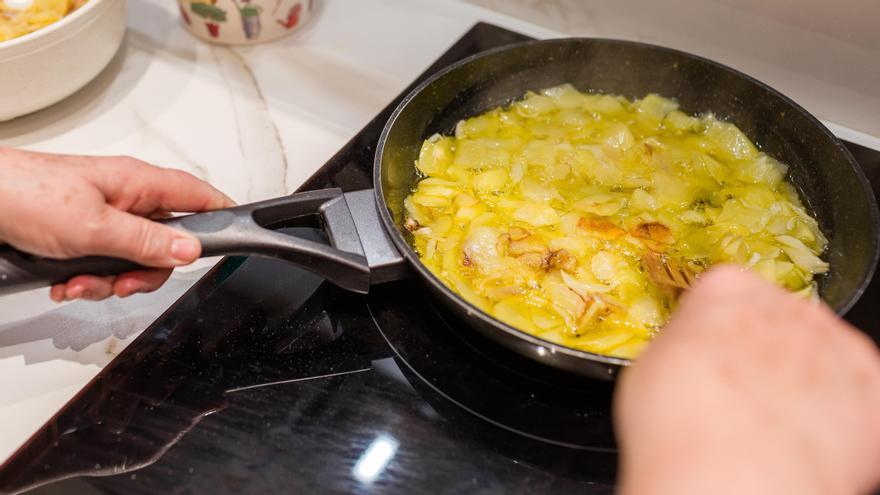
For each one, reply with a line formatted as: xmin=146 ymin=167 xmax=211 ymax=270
xmin=85 ymin=208 xmax=201 ymax=267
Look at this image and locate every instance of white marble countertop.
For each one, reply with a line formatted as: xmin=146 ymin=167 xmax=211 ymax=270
xmin=0 ymin=0 xmax=878 ymax=465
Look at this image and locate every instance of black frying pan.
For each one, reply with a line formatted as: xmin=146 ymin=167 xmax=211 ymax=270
xmin=1 ymin=39 xmax=877 ymax=380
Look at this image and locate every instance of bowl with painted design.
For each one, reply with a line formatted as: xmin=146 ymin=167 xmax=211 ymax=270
xmin=177 ymin=0 xmax=316 ymax=45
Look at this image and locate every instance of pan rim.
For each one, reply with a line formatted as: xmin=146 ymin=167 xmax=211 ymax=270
xmin=373 ymin=36 xmax=880 ymax=368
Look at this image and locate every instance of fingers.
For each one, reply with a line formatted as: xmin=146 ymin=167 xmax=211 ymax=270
xmin=684 ymin=264 xmax=779 ymax=305
xmin=50 ymin=268 xmax=173 ymax=301
xmin=83 ymin=207 xmax=202 ymax=267
xmin=85 ymin=157 xmax=235 ymax=215
xmin=666 ymin=264 xmax=816 ymax=336
xmin=113 ymin=268 xmax=173 ymax=297
xmin=50 ymin=284 xmax=66 ymax=302
xmin=55 ymin=275 xmax=116 ymax=301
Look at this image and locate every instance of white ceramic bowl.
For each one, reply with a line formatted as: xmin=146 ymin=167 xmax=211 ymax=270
xmin=0 ymin=0 xmax=127 ymax=121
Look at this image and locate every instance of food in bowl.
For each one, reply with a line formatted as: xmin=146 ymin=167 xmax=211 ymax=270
xmin=0 ymin=0 xmax=87 ymax=42
xmin=404 ymin=84 xmax=828 ymax=359
xmin=0 ymin=0 xmax=125 ymax=121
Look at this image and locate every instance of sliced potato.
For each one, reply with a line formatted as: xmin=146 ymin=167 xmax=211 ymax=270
xmin=407 ymin=85 xmax=827 ymax=359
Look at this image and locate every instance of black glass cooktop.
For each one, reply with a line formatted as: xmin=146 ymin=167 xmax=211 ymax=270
xmin=2 ymin=22 xmax=880 ymax=495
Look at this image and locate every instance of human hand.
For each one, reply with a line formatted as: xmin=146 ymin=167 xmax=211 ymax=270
xmin=0 ymin=147 xmax=234 ymax=301
xmin=614 ymin=266 xmax=880 ymax=495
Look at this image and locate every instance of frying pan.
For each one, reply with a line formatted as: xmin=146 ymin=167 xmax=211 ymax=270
xmin=1 ymin=39 xmax=877 ymax=380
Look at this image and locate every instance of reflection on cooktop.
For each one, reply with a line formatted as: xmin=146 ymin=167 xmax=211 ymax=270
xmin=1 ymin=22 xmax=879 ymax=495
xmin=0 ymin=252 xmax=391 ymax=492
xmin=369 ymin=281 xmax=617 ymax=452
xmin=1 ymin=262 xmax=615 ymax=493
xmin=45 ymin=357 xmax=608 ymax=494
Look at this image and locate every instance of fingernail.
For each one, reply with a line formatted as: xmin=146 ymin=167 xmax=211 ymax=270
xmin=170 ymin=237 xmax=200 ymax=263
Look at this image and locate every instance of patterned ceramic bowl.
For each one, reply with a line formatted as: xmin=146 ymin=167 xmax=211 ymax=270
xmin=177 ymin=0 xmax=316 ymax=44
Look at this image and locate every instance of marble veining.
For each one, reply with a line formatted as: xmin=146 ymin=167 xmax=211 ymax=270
xmin=211 ymin=45 xmax=290 ymax=199
xmin=132 ymin=109 xmax=213 ymax=181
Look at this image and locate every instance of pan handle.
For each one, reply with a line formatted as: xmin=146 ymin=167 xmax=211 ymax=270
xmin=0 ymin=188 xmax=376 ymax=296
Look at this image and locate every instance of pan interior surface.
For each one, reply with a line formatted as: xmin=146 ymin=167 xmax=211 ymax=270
xmin=375 ymin=38 xmax=880 ymax=370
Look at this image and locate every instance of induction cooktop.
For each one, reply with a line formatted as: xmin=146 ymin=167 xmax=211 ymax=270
xmin=1 ymin=22 xmax=879 ymax=495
